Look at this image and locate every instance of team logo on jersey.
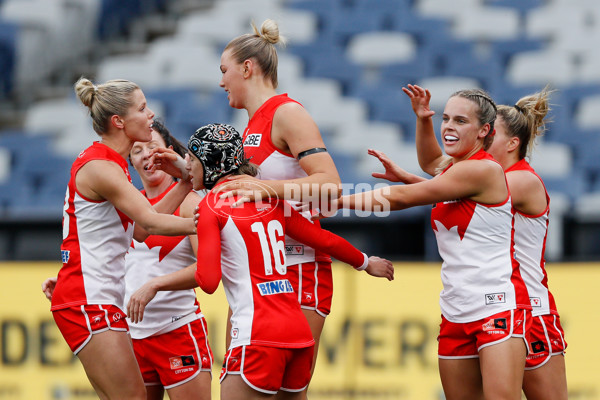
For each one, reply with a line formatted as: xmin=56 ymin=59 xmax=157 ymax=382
xmin=531 ymin=340 xmax=546 ymax=353
xmin=231 ymin=328 xmax=239 ymax=339
xmin=515 ymin=319 xmax=523 ymax=328
xmin=530 ymin=297 xmax=542 ymax=307
xmin=112 ymin=312 xmax=122 ymax=323
xmin=61 ymin=250 xmax=70 ymax=263
xmin=243 ymin=133 xmax=262 ymax=147
xmin=482 ymin=318 xmax=507 ymax=333
xmin=257 ymin=279 xmax=294 ymax=296
xmin=170 ymin=355 xmax=196 ymax=369
xmin=285 ymin=245 xmax=304 ymax=255
xmin=485 ymin=292 xmax=506 ymax=305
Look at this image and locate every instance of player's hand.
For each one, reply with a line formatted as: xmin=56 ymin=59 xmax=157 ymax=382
xmin=216 ymin=176 xmax=275 ymax=208
xmin=369 ymin=149 xmax=404 ymax=182
xmin=148 ymin=147 xmax=190 ymax=181
xmin=127 ymin=281 xmax=158 ymax=324
xmin=41 ymin=277 xmax=57 ymax=301
xmin=369 ymin=149 xmax=427 ymax=184
xmin=365 ymin=256 xmax=395 ymax=281
xmin=193 ymin=205 xmax=200 ymax=227
xmin=402 ymin=84 xmax=435 ymax=119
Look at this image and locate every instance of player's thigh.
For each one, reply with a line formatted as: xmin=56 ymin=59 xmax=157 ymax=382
xmin=479 ymin=337 xmax=526 ymax=400
xmin=145 ymin=385 xmax=165 ymax=400
xmin=166 ymin=371 xmax=212 ymax=400
xmin=438 ymin=357 xmax=484 ymax=400
xmin=221 ymin=374 xmax=274 ymax=400
xmin=77 ymin=330 xmax=146 ymax=400
xmin=523 ymin=355 xmax=567 ymax=400
xmin=276 ymin=390 xmax=304 ymax=400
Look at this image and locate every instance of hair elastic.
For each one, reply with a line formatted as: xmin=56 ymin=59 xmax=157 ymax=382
xmin=514 ymin=104 xmax=524 ymax=113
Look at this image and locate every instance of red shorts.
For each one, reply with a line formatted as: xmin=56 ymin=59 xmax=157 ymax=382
xmin=132 ymin=318 xmax=213 ymax=388
xmin=525 ymin=314 xmax=567 ymax=370
xmin=438 ymin=309 xmax=531 ymax=358
xmin=220 ymin=344 xmax=314 ymax=394
xmin=52 ymin=304 xmax=129 ymax=354
xmin=287 ymin=261 xmax=333 ymax=317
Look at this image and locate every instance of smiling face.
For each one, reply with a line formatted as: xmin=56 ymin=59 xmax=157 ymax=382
xmin=130 ymin=129 xmax=169 ymax=189
xmin=187 ymin=152 xmax=205 ymax=191
xmin=441 ymin=96 xmax=489 ymax=161
xmin=122 ymin=89 xmax=155 ymax=143
xmin=219 ymin=49 xmax=248 ymax=109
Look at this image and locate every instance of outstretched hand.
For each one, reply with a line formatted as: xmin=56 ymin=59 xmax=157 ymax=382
xmin=402 ymin=84 xmax=435 ymax=119
xmin=41 ymin=277 xmax=57 ymax=301
xmin=149 ymin=147 xmax=190 ymax=180
xmin=365 ymin=256 xmax=395 ymax=281
xmin=369 ymin=149 xmax=405 ymax=182
xmin=368 ymin=149 xmax=426 ymax=184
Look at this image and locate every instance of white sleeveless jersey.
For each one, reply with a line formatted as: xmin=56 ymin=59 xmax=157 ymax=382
xmin=52 ymin=142 xmax=135 ymax=310
xmin=507 ymin=159 xmax=557 ymax=317
xmin=124 ymin=185 xmax=201 ymax=339
xmin=432 ymin=150 xmax=531 ymax=323
xmin=243 ymin=94 xmax=329 ymax=265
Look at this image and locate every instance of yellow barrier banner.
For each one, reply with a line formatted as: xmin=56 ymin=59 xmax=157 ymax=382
xmin=0 ymin=262 xmax=598 ymax=399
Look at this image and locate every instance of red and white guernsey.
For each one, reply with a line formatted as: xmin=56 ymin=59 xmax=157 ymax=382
xmin=242 ymin=93 xmax=330 ymax=265
xmin=52 ymin=142 xmax=134 ymax=311
xmin=124 ymin=183 xmax=201 ymax=339
xmin=431 ymin=150 xmax=531 ymax=323
xmin=194 ymin=182 xmax=367 ymax=350
xmin=506 ymin=159 xmax=557 ymax=317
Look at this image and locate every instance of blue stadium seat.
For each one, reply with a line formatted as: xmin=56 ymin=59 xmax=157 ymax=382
xmin=487 ymin=0 xmax=545 ymax=14
xmin=290 ymin=42 xmax=361 ymax=92
xmin=0 ymin=131 xmax=52 ymax=170
xmin=542 ymin=172 xmax=588 ymax=203
xmin=320 ymin=7 xmax=385 ymax=45
xmin=0 ymin=178 xmax=34 ymax=213
xmin=27 ymin=165 xmax=70 ymax=214
xmin=0 ymin=21 xmax=17 ymax=97
xmin=166 ymin=91 xmax=232 ymax=143
xmin=378 ymin=49 xmax=438 ymax=86
xmin=96 ymin=0 xmax=143 ymax=39
xmin=488 ymin=37 xmax=545 ymax=69
xmin=347 ymin=81 xmax=417 ymax=141
xmin=354 ymin=0 xmax=410 ymax=14
xmin=330 ymin=151 xmax=361 ymax=186
xmin=145 ymin=88 xmax=201 ymax=120
xmin=488 ymin=81 xmax=542 ymax=108
xmin=416 ymin=37 xmax=474 ymax=76
xmin=443 ymin=55 xmax=504 ymax=92
xmin=286 ymin=0 xmax=344 ymax=39
xmin=390 ymin=11 xmax=452 ymax=48
xmin=573 ymin=138 xmax=600 ymax=182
